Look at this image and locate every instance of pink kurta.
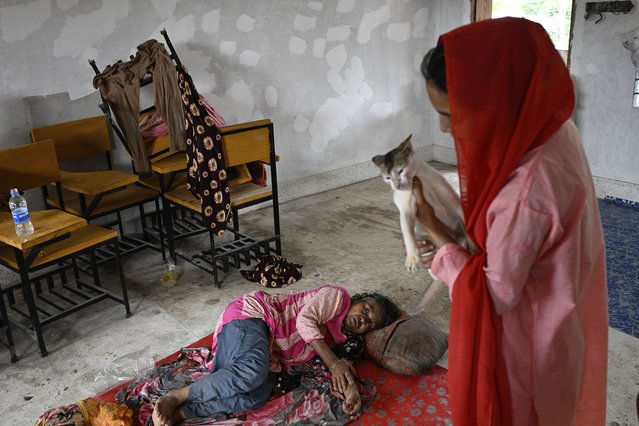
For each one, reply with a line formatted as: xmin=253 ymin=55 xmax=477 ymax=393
xmin=432 ymin=121 xmax=608 ymax=425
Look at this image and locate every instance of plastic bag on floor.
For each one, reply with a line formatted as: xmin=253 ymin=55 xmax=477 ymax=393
xmin=160 ymin=260 xmax=178 ymax=286
xmin=93 ymin=346 xmax=155 ymax=392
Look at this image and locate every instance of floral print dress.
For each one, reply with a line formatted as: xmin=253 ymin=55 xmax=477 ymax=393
xmin=177 ymin=65 xmax=232 ymax=236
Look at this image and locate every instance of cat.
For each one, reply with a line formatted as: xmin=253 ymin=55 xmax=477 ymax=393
xmin=372 ymin=135 xmax=473 ymax=313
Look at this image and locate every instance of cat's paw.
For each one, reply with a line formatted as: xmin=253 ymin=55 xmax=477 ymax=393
xmin=405 ymin=254 xmax=420 ymax=272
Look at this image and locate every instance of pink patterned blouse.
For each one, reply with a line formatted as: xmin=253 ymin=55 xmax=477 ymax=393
xmin=211 ymin=285 xmax=351 ymax=372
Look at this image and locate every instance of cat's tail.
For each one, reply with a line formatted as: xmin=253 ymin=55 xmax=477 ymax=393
xmin=406 ymin=278 xmax=445 ymax=315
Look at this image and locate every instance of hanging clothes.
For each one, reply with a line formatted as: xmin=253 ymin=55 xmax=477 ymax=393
xmin=176 ymin=64 xmax=232 ymax=236
xmin=138 ymin=95 xmax=226 ymax=150
xmin=93 ymin=39 xmax=185 ymax=174
xmin=139 ymin=110 xmax=169 ymax=150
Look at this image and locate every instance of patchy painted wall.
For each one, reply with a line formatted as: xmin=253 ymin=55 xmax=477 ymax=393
xmin=426 ymin=1 xmax=471 ymax=165
xmin=0 ymin=0 xmax=469 ymax=205
xmin=571 ymin=1 xmax=639 ymax=200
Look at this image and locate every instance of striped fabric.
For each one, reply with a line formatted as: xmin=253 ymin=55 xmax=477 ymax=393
xmin=211 ymin=286 xmax=351 ymax=372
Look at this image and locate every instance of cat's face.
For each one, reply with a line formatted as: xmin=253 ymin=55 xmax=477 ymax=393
xmin=372 ymin=135 xmax=414 ymax=191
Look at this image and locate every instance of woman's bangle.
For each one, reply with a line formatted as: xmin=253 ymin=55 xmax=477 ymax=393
xmin=329 ymin=358 xmax=344 ymax=370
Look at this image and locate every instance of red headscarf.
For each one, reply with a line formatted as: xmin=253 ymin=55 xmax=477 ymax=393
xmin=440 ymin=18 xmax=574 ymax=425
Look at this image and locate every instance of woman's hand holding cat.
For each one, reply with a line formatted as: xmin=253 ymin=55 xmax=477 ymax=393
xmin=417 ymin=240 xmax=437 ymax=269
xmin=412 ymin=177 xmax=437 ymax=224
xmin=412 ymin=177 xmax=457 ymax=248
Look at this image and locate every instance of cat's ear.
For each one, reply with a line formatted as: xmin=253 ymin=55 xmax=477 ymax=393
xmin=399 ymin=134 xmax=413 ymax=153
xmin=372 ymin=155 xmax=385 ymax=168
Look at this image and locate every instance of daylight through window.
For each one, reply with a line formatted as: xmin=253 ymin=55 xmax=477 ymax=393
xmin=492 ymin=0 xmax=573 ymax=51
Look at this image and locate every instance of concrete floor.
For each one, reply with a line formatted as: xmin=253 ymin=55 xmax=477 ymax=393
xmin=1 ymin=166 xmax=638 ymax=425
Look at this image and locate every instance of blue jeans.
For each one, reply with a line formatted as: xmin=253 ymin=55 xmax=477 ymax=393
xmin=182 ymin=318 xmax=273 ymax=418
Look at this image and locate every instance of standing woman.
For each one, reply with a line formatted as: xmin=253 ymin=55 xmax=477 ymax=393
xmin=415 ymin=18 xmax=608 ymax=425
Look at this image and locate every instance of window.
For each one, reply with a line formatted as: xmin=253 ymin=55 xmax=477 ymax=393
xmin=492 ymin=0 xmax=573 ymax=51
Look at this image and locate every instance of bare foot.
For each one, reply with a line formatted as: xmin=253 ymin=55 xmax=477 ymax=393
xmin=151 ymin=405 xmax=163 ymax=426
xmin=152 ymin=393 xmax=182 ymax=426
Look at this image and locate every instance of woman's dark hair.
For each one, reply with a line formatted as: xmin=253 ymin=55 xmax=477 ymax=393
xmin=351 ymin=292 xmax=402 ymax=327
xmin=421 ymin=41 xmax=447 ymax=93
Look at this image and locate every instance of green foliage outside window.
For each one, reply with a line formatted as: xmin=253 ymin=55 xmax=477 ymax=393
xmin=493 ymin=0 xmax=572 ymax=51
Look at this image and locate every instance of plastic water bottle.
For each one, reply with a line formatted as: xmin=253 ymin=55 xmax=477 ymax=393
xmin=9 ymin=188 xmax=34 ymax=238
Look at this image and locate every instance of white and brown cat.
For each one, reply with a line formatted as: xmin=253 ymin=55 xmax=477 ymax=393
xmin=372 ymin=135 xmax=473 ymax=313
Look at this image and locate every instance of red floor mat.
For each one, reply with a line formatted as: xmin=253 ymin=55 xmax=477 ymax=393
xmin=93 ymin=336 xmax=451 ymax=425
xmin=354 ymin=361 xmax=451 ymax=425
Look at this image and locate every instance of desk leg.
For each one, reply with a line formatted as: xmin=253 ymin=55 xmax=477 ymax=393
xmin=0 ymin=291 xmax=18 ymax=363
xmin=232 ymin=208 xmax=240 ymax=240
xmin=90 ymin=252 xmax=101 ymax=287
xmin=114 ymin=240 xmax=132 ymax=318
xmin=269 ymin=126 xmax=282 ymax=256
xmin=155 ymin=198 xmax=166 ymax=262
xmin=161 ymin=198 xmax=177 ymax=265
xmin=208 ymin=232 xmax=220 ymax=289
xmin=272 ymin=197 xmax=282 ymax=255
xmin=159 ymin=175 xmax=177 ymax=265
xmin=14 ymin=249 xmax=48 ymax=357
xmin=116 ymin=211 xmax=124 ymax=235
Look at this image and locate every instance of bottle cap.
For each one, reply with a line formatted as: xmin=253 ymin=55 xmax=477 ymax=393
xmin=9 ymin=188 xmax=19 ymax=196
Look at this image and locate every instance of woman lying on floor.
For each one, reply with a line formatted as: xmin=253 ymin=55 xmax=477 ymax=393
xmin=152 ymin=285 xmax=401 ymax=426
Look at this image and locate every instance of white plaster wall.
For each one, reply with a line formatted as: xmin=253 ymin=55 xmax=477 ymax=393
xmin=570 ymin=1 xmax=639 ymax=200
xmin=426 ymin=0 xmax=471 ymax=165
xmin=0 ymin=0 xmax=470 ymax=284
xmin=0 ymin=0 xmax=469 ymax=204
